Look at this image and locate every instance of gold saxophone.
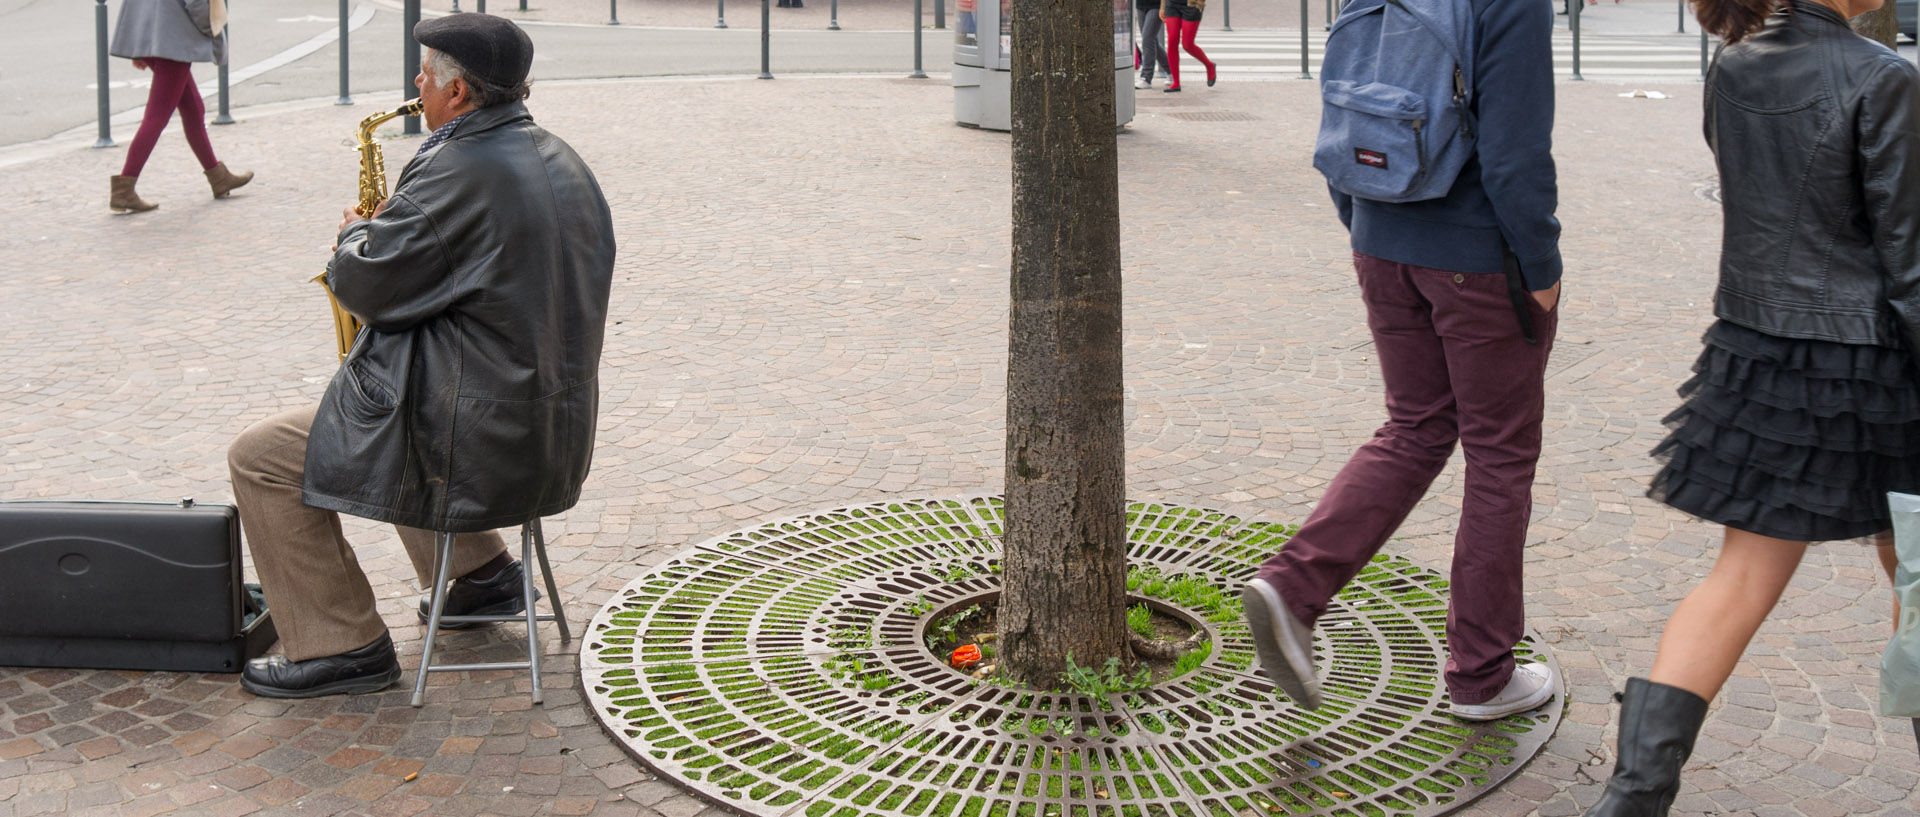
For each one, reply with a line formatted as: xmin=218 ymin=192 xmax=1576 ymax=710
xmin=315 ymin=99 xmax=424 ymax=363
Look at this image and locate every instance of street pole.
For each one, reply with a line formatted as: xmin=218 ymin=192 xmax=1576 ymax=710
xmin=759 ymin=0 xmax=772 ymax=78
xmin=93 ymin=0 xmax=114 ymax=148
xmin=718 ymin=0 xmax=727 ymax=28
xmin=1569 ymin=0 xmax=1584 ymax=81
xmin=338 ymin=0 xmax=353 ymax=104
xmin=910 ymin=0 xmax=927 ymax=78
xmin=610 ymin=0 xmax=620 ymax=24
xmin=935 ymin=0 xmax=944 ymax=29
xmin=1700 ymin=29 xmax=1709 ymax=80
xmin=829 ymin=0 xmax=839 ymax=29
xmin=1298 ymin=0 xmax=1310 ymax=78
xmin=1676 ymin=0 xmax=1685 ymax=33
xmin=405 ymin=0 xmax=421 ymax=133
xmin=1222 ymin=0 xmax=1230 ymax=31
xmin=213 ymin=11 xmax=234 ymax=125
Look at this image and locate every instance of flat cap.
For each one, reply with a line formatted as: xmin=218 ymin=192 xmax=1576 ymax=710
xmin=414 ymin=14 xmax=534 ymax=89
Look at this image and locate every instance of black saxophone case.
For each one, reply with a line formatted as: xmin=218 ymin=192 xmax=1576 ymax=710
xmin=0 ymin=499 xmax=277 ymax=673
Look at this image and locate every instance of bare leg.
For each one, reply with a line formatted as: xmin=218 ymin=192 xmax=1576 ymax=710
xmin=1647 ymin=527 xmax=1808 ymax=701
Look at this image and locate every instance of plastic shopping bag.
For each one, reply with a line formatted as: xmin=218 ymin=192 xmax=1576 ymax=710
xmin=1882 ymin=492 xmax=1920 ymax=718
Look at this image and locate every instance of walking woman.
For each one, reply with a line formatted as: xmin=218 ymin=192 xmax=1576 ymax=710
xmin=1160 ymin=0 xmax=1215 ymax=92
xmin=108 ymin=0 xmax=253 ymax=213
xmin=1583 ymin=0 xmax=1919 ymax=814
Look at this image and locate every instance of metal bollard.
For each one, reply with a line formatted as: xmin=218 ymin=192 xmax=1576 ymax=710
xmin=1677 ymin=0 xmax=1686 ymax=33
xmin=1700 ymin=29 xmax=1709 ymax=80
xmin=910 ymin=0 xmax=927 ymax=78
xmin=717 ymin=0 xmax=727 ymax=28
xmin=829 ymin=0 xmax=839 ymax=29
xmin=213 ymin=15 xmax=234 ymax=124
xmin=452 ymin=0 xmax=460 ymax=10
xmin=338 ymin=0 xmax=353 ymax=104
xmin=405 ymin=0 xmax=422 ymax=133
xmin=935 ymin=0 xmax=944 ymax=29
xmin=610 ymin=0 xmax=620 ymax=24
xmin=1569 ymin=0 xmax=1583 ymax=81
xmin=1324 ymin=0 xmax=1333 ymax=30
xmin=479 ymin=0 xmax=486 ymax=11
xmin=1221 ymin=0 xmax=1230 ymax=31
xmin=1298 ymin=0 xmax=1311 ymax=78
xmin=759 ymin=0 xmax=772 ymax=78
xmin=520 ymin=0 xmax=526 ymax=10
xmin=93 ymin=0 xmax=113 ymax=148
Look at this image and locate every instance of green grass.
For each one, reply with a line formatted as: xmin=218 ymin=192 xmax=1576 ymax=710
xmin=1126 ymin=604 xmax=1155 ymax=639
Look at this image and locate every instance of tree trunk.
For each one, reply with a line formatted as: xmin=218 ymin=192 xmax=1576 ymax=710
xmin=1851 ymin=4 xmax=1899 ymax=47
xmin=998 ymin=0 xmax=1130 ymax=687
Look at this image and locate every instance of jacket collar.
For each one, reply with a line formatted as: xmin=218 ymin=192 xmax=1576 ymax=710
xmin=1785 ymin=0 xmax=1848 ymax=28
xmin=441 ymin=101 xmax=532 ymax=142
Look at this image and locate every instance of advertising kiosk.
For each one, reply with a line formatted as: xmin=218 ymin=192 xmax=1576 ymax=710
xmin=954 ymin=0 xmax=1136 ymax=131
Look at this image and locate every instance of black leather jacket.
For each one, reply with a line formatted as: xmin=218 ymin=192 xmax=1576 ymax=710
xmin=306 ymin=102 xmax=617 ymax=533
xmin=1706 ymin=1 xmax=1920 ymax=352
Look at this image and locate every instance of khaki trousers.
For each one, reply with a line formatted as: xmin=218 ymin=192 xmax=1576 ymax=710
xmin=228 ymin=405 xmax=507 ymax=662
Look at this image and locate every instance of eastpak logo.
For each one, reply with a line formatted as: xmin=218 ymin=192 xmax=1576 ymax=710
xmin=1355 ymin=149 xmax=1388 ymax=169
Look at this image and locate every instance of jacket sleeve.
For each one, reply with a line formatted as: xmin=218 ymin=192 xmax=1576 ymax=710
xmin=1858 ymin=59 xmax=1920 ymax=356
xmin=181 ymin=0 xmax=214 ymax=37
xmin=1472 ymin=0 xmax=1562 ymax=291
xmin=327 ymin=192 xmax=469 ymax=334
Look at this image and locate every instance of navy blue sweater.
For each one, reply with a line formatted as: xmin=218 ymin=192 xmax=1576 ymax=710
xmin=1331 ymin=0 xmax=1562 ymax=291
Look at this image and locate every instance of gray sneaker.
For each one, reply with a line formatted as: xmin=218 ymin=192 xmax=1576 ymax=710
xmin=1242 ymin=577 xmax=1322 ymax=710
xmin=1449 ymin=661 xmax=1557 ymax=721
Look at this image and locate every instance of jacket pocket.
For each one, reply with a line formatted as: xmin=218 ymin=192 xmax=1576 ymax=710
xmin=342 ymin=362 xmax=397 ymax=425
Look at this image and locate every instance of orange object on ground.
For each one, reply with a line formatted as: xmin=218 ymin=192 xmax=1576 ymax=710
xmin=950 ymin=644 xmax=982 ymax=670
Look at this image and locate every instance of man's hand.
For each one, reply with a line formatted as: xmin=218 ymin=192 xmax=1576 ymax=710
xmin=1531 ymin=281 xmax=1561 ymax=312
xmin=337 ymin=200 xmax=388 ymax=233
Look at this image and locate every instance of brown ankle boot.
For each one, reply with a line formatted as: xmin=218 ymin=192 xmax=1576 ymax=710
xmin=204 ymin=162 xmax=253 ymax=199
xmin=109 ymin=175 xmax=158 ymax=213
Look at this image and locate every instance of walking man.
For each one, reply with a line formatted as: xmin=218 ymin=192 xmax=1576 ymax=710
xmin=1242 ymin=0 xmax=1563 ymax=721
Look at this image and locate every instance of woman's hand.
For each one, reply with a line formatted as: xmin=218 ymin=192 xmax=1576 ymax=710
xmin=131 ymin=59 xmax=148 ymax=71
xmin=1531 ymin=282 xmax=1561 ymax=312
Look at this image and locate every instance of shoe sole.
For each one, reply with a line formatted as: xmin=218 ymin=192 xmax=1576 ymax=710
xmin=1242 ymin=579 xmax=1323 ymax=710
xmin=240 ymin=665 xmax=401 ymax=699
xmin=1450 ymin=667 xmax=1556 ymax=722
xmin=417 ymin=595 xmax=533 ymax=630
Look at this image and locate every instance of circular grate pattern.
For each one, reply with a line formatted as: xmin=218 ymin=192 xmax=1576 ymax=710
xmin=583 ymin=496 xmax=1561 ymax=817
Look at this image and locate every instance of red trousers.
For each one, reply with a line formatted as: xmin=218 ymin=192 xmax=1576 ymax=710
xmin=122 ymin=58 xmax=218 ymax=178
xmin=1162 ymin=16 xmax=1214 ymax=89
xmin=1255 ymin=253 xmax=1558 ymax=704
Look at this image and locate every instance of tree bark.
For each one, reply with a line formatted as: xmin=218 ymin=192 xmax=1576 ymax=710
xmin=1851 ymin=4 xmax=1899 ymax=48
xmin=998 ymin=0 xmax=1130 ymax=687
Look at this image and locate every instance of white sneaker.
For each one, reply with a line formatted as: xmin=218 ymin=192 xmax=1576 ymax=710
xmin=1135 ymin=74 xmax=1151 ymax=89
xmin=1450 ymin=661 xmax=1557 ymax=721
xmin=1242 ymin=578 xmax=1322 ymax=709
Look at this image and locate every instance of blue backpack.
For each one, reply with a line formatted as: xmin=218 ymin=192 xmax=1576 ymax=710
xmin=1312 ymin=0 xmax=1477 ymax=204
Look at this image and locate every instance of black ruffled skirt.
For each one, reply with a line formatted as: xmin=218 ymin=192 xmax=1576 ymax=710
xmin=1648 ymin=320 xmax=1920 ymax=542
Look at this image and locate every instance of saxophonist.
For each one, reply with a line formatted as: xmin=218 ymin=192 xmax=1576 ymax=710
xmin=226 ymin=14 xmax=617 ymax=698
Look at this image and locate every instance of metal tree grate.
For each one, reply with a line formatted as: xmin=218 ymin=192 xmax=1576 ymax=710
xmin=583 ymin=496 xmax=1561 ymax=817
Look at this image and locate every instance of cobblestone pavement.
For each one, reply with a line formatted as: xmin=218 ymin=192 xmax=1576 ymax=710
xmin=2 ymin=75 xmax=1917 ymax=817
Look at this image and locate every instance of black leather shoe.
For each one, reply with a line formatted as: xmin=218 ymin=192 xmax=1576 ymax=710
xmin=417 ymin=559 xmax=535 ymax=630
xmin=240 ymin=633 xmax=401 ymax=698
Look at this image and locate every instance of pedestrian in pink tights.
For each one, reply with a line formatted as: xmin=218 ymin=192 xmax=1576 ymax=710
xmin=108 ymin=0 xmax=253 ymax=213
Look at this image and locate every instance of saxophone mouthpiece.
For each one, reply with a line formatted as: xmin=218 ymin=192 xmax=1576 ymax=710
xmin=398 ymin=99 xmax=423 ymax=116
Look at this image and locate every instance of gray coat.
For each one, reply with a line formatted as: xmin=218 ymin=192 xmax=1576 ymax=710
xmin=110 ymin=0 xmax=226 ymax=65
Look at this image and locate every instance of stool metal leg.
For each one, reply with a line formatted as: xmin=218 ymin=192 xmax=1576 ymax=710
xmin=521 ymin=522 xmax=544 ymax=705
xmin=412 ymin=531 xmax=459 ymax=707
xmin=531 ymin=518 xmax=571 ymax=641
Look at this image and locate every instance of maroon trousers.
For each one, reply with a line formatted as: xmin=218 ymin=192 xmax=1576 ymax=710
xmin=122 ymin=58 xmax=218 ymax=178
xmin=1256 ymin=252 xmax=1557 ymax=704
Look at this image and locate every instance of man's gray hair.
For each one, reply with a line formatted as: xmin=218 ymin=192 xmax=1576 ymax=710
xmin=425 ymin=48 xmax=532 ymax=108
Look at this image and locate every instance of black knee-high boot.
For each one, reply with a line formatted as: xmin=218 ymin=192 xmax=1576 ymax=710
xmin=1583 ymin=678 xmax=1710 ymax=816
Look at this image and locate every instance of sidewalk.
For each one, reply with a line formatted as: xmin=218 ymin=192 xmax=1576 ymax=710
xmin=0 ymin=74 xmax=1915 ymax=817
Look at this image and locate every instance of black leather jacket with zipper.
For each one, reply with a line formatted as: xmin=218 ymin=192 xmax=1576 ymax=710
xmin=1705 ymin=0 xmax=1920 ymax=354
